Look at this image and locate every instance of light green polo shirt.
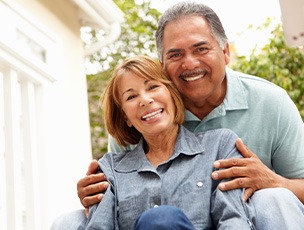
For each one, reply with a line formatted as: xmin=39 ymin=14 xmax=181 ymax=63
xmin=108 ymin=67 xmax=304 ymax=178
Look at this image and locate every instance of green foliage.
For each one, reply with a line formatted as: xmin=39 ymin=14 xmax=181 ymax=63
xmin=96 ymin=0 xmax=160 ymax=72
xmin=87 ymin=0 xmax=160 ymax=159
xmin=87 ymin=70 xmax=112 ymax=159
xmin=232 ymin=21 xmax=304 ymax=120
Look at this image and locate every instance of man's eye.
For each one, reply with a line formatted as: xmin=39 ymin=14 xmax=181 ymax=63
xmin=167 ymin=53 xmax=182 ymax=60
xmin=169 ymin=53 xmax=181 ymax=59
xmin=196 ymin=47 xmax=207 ymax=53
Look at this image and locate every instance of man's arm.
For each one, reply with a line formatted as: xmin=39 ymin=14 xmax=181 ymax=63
xmin=211 ymin=138 xmax=304 ymax=203
xmin=77 ymin=135 xmax=129 ymax=216
xmin=77 ymin=160 xmax=109 ymax=216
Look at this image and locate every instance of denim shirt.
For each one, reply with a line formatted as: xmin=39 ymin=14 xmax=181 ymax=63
xmin=86 ymin=126 xmax=253 ymax=230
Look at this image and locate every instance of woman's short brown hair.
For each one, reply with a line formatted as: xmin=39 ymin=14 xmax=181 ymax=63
xmin=101 ymin=55 xmax=184 ymax=146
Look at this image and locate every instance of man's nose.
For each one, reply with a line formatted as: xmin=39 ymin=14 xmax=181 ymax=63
xmin=182 ymin=55 xmax=200 ymax=70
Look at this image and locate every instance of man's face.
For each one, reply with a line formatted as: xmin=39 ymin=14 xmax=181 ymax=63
xmin=161 ymin=15 xmax=230 ymax=107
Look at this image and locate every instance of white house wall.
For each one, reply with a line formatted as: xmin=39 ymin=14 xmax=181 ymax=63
xmin=0 ymin=0 xmax=95 ymax=229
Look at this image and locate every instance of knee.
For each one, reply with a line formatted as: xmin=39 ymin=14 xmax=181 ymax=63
xmin=50 ymin=209 xmax=86 ymax=230
xmin=249 ymin=188 xmax=304 ymax=229
xmin=134 ymin=205 xmax=180 ymax=227
xmin=253 ymin=188 xmax=296 ymax=203
xmin=250 ymin=187 xmax=302 ymax=212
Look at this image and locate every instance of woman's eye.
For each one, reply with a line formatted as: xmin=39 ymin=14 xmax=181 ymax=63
xmin=148 ymin=85 xmax=159 ymax=90
xmin=126 ymin=95 xmax=136 ymax=101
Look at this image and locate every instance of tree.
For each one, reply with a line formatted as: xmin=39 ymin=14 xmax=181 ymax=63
xmin=87 ymin=0 xmax=160 ymax=159
xmin=232 ymin=19 xmax=304 ymax=119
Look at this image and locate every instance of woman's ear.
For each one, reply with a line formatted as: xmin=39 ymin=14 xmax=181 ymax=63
xmin=124 ymin=115 xmax=132 ymax=127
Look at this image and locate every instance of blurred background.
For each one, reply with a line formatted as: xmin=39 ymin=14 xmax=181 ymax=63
xmin=0 ymin=0 xmax=303 ymax=229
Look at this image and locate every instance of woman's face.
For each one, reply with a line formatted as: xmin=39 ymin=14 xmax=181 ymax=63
xmin=119 ymin=72 xmax=177 ymax=138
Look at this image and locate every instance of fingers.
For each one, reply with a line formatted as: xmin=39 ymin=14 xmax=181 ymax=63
xmin=77 ymin=173 xmax=109 ymax=207
xmin=243 ymin=188 xmax=254 ymax=201
xmin=79 ymin=181 xmax=109 ymax=207
xmin=211 ymin=166 xmax=244 ymax=180
xmin=78 ymin=173 xmax=107 ymax=188
xmin=85 ymin=208 xmax=89 ymax=218
xmin=236 ymin=138 xmax=253 ymax=158
xmin=86 ymin=159 xmax=99 ymax=176
xmin=82 ymin=191 xmax=105 ymax=207
xmin=217 ymin=180 xmax=255 ymax=201
xmin=217 ymin=178 xmax=248 ymax=190
xmin=213 ymin=157 xmax=249 ymax=170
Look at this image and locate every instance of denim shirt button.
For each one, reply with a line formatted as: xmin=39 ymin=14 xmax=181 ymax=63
xmin=154 ymin=205 xmax=159 ymax=208
xmin=197 ymin=181 xmax=203 ymax=187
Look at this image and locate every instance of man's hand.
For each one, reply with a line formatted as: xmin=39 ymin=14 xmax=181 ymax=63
xmin=77 ymin=160 xmax=109 ymax=217
xmin=211 ymin=138 xmax=285 ymax=201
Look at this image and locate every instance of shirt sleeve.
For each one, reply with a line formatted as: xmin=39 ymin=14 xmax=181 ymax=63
xmin=211 ymin=130 xmax=254 ymax=229
xmin=272 ymin=91 xmax=304 ymax=178
xmin=86 ymin=155 xmax=117 ymax=230
xmin=211 ymin=188 xmax=254 ymax=229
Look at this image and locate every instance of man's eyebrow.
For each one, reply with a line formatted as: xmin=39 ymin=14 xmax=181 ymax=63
xmin=165 ymin=48 xmax=181 ymax=55
xmin=193 ymin=41 xmax=208 ymax=47
xmin=165 ymin=41 xmax=208 ymax=55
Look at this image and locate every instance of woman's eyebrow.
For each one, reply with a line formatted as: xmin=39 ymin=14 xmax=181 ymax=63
xmin=122 ymin=88 xmax=134 ymax=96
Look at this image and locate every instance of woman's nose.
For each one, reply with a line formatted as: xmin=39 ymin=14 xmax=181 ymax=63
xmin=139 ymin=95 xmax=154 ymax=107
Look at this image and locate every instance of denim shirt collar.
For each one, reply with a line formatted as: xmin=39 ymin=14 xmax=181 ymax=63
xmin=114 ymin=126 xmax=204 ymax=173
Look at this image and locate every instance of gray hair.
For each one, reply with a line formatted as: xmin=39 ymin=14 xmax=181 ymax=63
xmin=155 ymin=1 xmax=228 ymax=62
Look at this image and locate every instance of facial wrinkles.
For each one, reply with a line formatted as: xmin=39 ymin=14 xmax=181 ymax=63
xmin=120 ymin=77 xmax=174 ymax=129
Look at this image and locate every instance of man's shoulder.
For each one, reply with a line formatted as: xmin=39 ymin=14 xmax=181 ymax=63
xmin=227 ymin=68 xmax=287 ymax=102
xmin=193 ymin=128 xmax=238 ymax=144
xmin=229 ymin=68 xmax=284 ymax=92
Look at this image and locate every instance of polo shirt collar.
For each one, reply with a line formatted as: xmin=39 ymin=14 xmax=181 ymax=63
xmin=224 ymin=67 xmax=248 ymax=110
xmin=185 ymin=67 xmax=248 ymax=121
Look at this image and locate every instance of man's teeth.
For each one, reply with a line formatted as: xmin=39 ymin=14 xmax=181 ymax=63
xmin=142 ymin=109 xmax=163 ymax=120
xmin=184 ymin=74 xmax=204 ymax=82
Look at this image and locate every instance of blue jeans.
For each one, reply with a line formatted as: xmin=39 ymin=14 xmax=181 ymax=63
xmin=247 ymin=188 xmax=304 ymax=230
xmin=51 ymin=188 xmax=304 ymax=230
xmin=50 ymin=209 xmax=86 ymax=230
xmin=134 ymin=205 xmax=195 ymax=230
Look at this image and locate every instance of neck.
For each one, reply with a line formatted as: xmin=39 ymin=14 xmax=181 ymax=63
xmin=184 ymin=79 xmax=226 ymax=120
xmin=144 ymin=125 xmax=179 ymax=167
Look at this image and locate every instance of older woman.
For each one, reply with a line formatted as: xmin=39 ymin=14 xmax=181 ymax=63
xmin=85 ymin=55 xmax=256 ymax=229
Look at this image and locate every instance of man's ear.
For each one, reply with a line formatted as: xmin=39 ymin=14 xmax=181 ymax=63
xmin=159 ymin=59 xmax=164 ymax=68
xmin=223 ymin=42 xmax=230 ymax=65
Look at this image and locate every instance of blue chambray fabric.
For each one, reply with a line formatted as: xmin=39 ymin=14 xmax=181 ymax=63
xmin=86 ymin=126 xmax=253 ymax=229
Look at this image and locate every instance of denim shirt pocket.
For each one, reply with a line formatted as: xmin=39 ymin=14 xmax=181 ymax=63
xmin=117 ymin=192 xmax=157 ymax=229
xmin=178 ymin=179 xmax=213 ymax=228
